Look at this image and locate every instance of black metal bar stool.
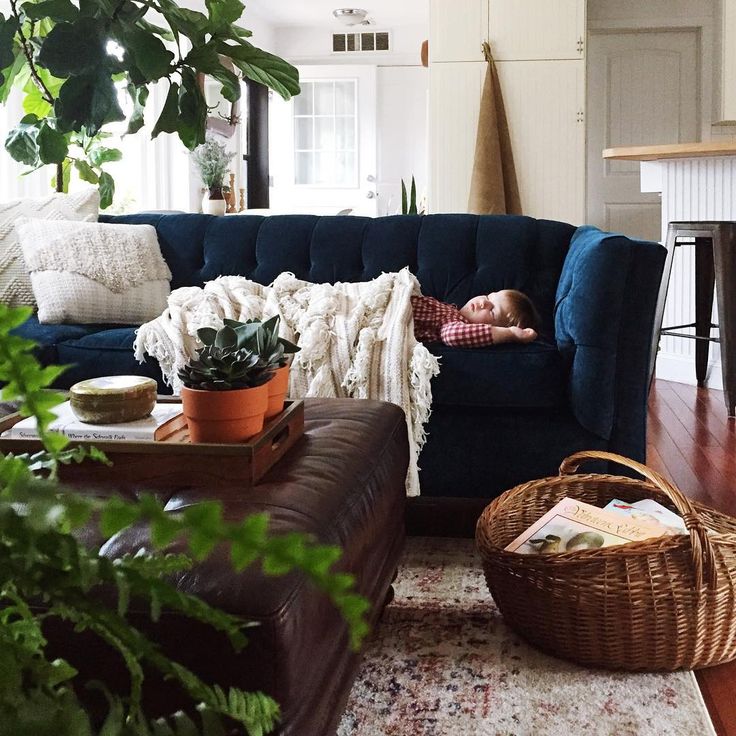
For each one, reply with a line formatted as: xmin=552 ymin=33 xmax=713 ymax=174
xmin=649 ymin=221 xmax=736 ymax=417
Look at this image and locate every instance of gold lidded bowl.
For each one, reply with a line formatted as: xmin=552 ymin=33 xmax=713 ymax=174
xmin=69 ymin=376 xmax=157 ymax=424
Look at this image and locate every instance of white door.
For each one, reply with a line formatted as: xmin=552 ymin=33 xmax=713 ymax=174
xmin=586 ymin=30 xmax=699 ymax=241
xmin=269 ymin=65 xmax=377 ymax=216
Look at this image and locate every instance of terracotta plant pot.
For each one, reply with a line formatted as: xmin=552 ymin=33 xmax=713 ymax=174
xmin=181 ymin=383 xmax=269 ymax=443
xmin=265 ymin=365 xmax=290 ymax=419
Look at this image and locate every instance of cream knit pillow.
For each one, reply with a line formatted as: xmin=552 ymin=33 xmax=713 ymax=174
xmin=17 ymin=219 xmax=172 ymax=325
xmin=0 ymin=189 xmax=99 ymax=307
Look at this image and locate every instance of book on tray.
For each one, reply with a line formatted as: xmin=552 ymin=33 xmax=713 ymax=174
xmin=505 ymin=496 xmax=686 ymax=555
xmin=3 ymin=401 xmax=185 ymax=442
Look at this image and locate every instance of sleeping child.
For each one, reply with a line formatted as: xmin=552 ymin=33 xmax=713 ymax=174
xmin=411 ymin=290 xmax=539 ymax=347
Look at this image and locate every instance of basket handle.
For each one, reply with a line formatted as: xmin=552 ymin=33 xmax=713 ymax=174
xmin=559 ymin=450 xmax=717 ymax=589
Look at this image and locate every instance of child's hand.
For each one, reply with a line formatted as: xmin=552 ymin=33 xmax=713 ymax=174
xmin=508 ymin=326 xmax=537 ymax=343
xmin=493 ymin=326 xmax=538 ymax=343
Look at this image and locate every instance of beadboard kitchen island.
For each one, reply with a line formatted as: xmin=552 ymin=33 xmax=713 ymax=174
xmin=603 ymin=140 xmax=736 ymax=388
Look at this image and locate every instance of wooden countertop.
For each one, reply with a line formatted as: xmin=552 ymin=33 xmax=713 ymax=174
xmin=603 ymin=140 xmax=736 ymax=161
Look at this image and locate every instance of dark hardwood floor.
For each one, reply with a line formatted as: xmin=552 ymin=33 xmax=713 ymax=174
xmin=648 ymin=380 xmax=736 ymax=736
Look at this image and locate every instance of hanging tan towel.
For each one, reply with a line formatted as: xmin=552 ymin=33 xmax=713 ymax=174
xmin=468 ymin=42 xmax=522 ymax=215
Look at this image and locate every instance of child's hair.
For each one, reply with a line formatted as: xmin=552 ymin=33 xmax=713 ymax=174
xmin=504 ymin=290 xmax=540 ymax=330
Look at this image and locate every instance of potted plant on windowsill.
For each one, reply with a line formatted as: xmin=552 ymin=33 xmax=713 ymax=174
xmin=224 ymin=316 xmax=301 ymax=419
xmin=178 ymin=324 xmax=275 ymax=442
xmin=191 ymin=136 xmax=236 ymax=215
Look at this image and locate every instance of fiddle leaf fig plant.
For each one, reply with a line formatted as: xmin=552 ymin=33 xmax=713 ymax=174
xmin=0 ymin=0 xmax=300 ymax=207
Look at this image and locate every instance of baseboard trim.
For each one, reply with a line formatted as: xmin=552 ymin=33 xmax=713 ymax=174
xmin=655 ymin=353 xmax=723 ymax=390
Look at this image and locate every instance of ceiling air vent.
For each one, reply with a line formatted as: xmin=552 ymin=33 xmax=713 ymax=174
xmin=332 ymin=31 xmax=390 ymax=53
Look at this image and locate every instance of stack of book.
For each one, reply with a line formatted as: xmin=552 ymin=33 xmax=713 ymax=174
xmin=506 ymin=496 xmax=688 ymax=555
xmin=3 ymin=401 xmax=185 ymax=442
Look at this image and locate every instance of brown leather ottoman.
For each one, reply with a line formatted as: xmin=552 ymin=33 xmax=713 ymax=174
xmin=51 ymin=399 xmax=409 ymax=735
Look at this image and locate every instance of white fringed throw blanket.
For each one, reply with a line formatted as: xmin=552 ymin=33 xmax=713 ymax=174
xmin=134 ymin=269 xmax=440 ymax=496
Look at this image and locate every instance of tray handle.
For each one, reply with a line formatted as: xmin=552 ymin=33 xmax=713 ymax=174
xmin=559 ymin=450 xmax=717 ymax=589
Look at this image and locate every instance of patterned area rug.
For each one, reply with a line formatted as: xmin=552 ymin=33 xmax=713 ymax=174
xmin=338 ymin=537 xmax=716 ymax=736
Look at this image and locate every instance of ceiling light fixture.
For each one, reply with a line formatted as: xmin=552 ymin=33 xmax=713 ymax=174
xmin=333 ymin=8 xmax=370 ymax=26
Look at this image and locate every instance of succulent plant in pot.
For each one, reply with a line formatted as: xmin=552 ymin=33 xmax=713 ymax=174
xmin=178 ymin=324 xmax=275 ymax=443
xmin=223 ymin=316 xmax=301 ymax=419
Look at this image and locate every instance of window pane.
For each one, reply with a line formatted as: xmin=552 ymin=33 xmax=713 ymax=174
xmin=361 ymin=33 xmax=374 ymax=51
xmin=313 ymin=81 xmax=335 ymax=115
xmin=294 ymin=118 xmax=313 ymax=150
xmin=335 ymin=117 xmax=355 ymax=150
xmin=294 ymin=83 xmax=313 ymax=115
xmin=336 ymin=152 xmax=356 ymax=186
xmin=314 ymin=152 xmax=335 ymax=185
xmin=335 ymin=81 xmax=355 ymax=115
xmin=295 ymin=152 xmax=314 ymax=185
xmin=314 ymin=117 xmax=335 ymax=150
xmin=333 ymin=34 xmax=346 ymax=52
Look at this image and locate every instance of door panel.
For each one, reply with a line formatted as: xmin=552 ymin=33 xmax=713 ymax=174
xmin=489 ymin=0 xmax=585 ymax=61
xmin=586 ymin=30 xmax=699 ymax=240
xmin=269 ymin=65 xmax=377 ymax=215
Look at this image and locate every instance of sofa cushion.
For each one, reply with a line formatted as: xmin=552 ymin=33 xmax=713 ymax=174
xmin=54 ymin=328 xmax=166 ymax=390
xmin=428 ymin=339 xmax=568 ymax=409
xmin=12 ymin=316 xmax=102 ymax=365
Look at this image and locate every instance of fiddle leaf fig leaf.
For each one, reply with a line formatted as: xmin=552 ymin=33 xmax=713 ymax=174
xmin=98 ymin=170 xmax=115 ymax=209
xmin=126 ymin=83 xmax=148 ymax=135
xmin=151 ymin=82 xmax=179 ymax=137
xmin=205 ymin=0 xmax=245 ymax=28
xmin=37 ymin=122 xmax=68 ymax=164
xmin=5 ymin=117 xmax=40 ymax=166
xmin=121 ymin=27 xmax=175 ymax=82
xmin=0 ymin=14 xmax=16 ymax=86
xmin=56 ymin=71 xmax=124 ymax=136
xmin=22 ymin=0 xmax=79 ymax=23
xmin=218 ymin=40 xmax=300 ymax=100
xmin=37 ymin=18 xmax=105 ymax=77
xmin=176 ymin=70 xmax=206 ymax=150
xmin=89 ymin=146 xmax=122 ymax=167
xmin=74 ymin=159 xmax=98 ymax=184
xmin=185 ymin=44 xmax=241 ymax=103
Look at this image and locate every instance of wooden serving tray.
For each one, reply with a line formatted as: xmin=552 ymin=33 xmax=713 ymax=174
xmin=0 ymin=398 xmax=304 ymax=493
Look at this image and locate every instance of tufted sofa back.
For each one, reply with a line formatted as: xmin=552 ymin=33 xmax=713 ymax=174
xmin=101 ymin=212 xmax=575 ymax=335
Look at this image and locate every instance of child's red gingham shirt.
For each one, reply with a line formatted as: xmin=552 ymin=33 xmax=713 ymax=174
xmin=411 ymin=295 xmax=494 ymax=348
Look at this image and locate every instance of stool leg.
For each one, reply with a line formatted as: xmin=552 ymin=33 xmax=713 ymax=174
xmin=649 ymin=225 xmax=678 ymax=388
xmin=694 ymin=237 xmax=715 ymax=387
xmin=713 ymin=226 xmax=736 ymax=417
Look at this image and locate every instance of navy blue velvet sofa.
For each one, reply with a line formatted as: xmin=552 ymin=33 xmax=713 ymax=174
xmin=16 ymin=213 xmax=665 ymax=501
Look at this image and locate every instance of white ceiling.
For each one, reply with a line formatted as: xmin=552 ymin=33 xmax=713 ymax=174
xmin=246 ymin=0 xmax=429 ymax=28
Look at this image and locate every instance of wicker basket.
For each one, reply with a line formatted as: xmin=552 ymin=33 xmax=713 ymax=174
xmin=476 ymin=450 xmax=736 ymax=672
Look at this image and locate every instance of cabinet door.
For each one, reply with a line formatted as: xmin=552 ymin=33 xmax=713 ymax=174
xmin=430 ymin=0 xmax=488 ymax=63
xmin=428 ymin=62 xmax=486 ymax=212
xmin=723 ymin=0 xmax=736 ymax=121
xmin=489 ymin=0 xmax=585 ymax=61
xmin=495 ymin=59 xmax=585 ymax=223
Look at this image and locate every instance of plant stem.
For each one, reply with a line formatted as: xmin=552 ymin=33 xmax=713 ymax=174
xmin=56 ymin=162 xmax=63 ymax=193
xmin=8 ymin=0 xmax=55 ymax=105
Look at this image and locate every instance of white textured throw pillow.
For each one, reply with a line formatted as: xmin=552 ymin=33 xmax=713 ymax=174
xmin=17 ymin=219 xmax=172 ymax=325
xmin=0 ymin=189 xmax=99 ymax=307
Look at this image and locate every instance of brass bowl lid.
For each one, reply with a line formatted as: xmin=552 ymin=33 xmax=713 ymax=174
xmin=70 ymin=376 xmax=157 ymax=400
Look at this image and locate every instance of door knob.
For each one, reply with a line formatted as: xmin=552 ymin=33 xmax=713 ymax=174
xmin=366 ymin=174 xmax=376 ymax=182
xmin=366 ymin=191 xmax=376 ymax=199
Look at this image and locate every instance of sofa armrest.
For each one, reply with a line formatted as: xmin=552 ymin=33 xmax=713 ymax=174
xmin=554 ymin=226 xmax=665 ymax=454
